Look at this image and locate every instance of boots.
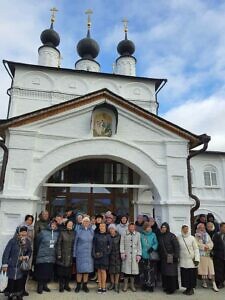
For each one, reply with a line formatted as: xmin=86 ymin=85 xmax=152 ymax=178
xmin=43 ymin=283 xmax=50 ymax=292
xmin=123 ymin=278 xmax=128 ymax=292
xmin=75 ymin=282 xmax=81 ymax=293
xmin=130 ymin=277 xmax=136 ymax=292
xmin=64 ymin=279 xmax=71 ymax=292
xmin=82 ymin=282 xmax=89 ymax=293
xmin=59 ymin=278 xmax=64 ymax=292
xmin=212 ymin=281 xmax=219 ymax=292
xmin=115 ymin=283 xmax=120 ymax=293
xmin=37 ymin=282 xmax=43 ymax=294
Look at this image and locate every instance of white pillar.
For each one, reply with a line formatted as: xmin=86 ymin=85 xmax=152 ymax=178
xmin=75 ymin=59 xmax=100 ymax=72
xmin=38 ymin=46 xmax=60 ymax=68
xmin=115 ymin=56 xmax=136 ymax=76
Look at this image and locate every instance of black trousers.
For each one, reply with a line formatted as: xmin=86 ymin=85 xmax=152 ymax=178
xmin=180 ymin=267 xmax=197 ymax=289
xmin=7 ymin=278 xmax=23 ymax=296
xmin=213 ymin=257 xmax=225 ymax=285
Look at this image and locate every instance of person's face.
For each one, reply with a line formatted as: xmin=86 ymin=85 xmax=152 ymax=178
xmin=77 ymin=215 xmax=83 ymax=223
xmin=66 ymin=221 xmax=73 ymax=230
xmin=200 ymin=216 xmax=206 ymax=223
xmin=149 ymin=219 xmax=155 ymax=227
xmin=83 ymin=219 xmax=90 ymax=228
xmin=109 ymin=227 xmax=116 ymax=236
xmin=96 ymin=217 xmax=103 ymax=224
xmin=198 ymin=224 xmax=205 ymax=232
xmin=19 ymin=230 xmax=27 ymax=239
xmin=137 ymin=216 xmax=143 ymax=224
xmin=182 ymin=226 xmax=189 ymax=234
xmin=129 ymin=224 xmax=135 ymax=233
xmin=51 ymin=222 xmax=57 ymax=230
xmin=55 ymin=216 xmax=63 ymax=224
xmin=99 ymin=223 xmax=106 ymax=233
xmin=161 ymin=226 xmax=167 ymax=233
xmin=26 ymin=217 xmax=33 ymax=226
xmin=106 ymin=217 xmax=113 ymax=224
xmin=42 ymin=211 xmax=49 ymax=220
xmin=206 ymin=223 xmax=214 ymax=232
xmin=145 ymin=226 xmax=152 ymax=232
xmin=121 ymin=216 xmax=127 ymax=224
xmin=66 ymin=210 xmax=72 ymax=216
xmin=91 ymin=217 xmax=95 ymax=225
xmin=220 ymin=225 xmax=225 ymax=234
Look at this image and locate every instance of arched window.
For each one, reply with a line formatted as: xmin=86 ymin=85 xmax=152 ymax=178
xmin=203 ymin=166 xmax=218 ymax=187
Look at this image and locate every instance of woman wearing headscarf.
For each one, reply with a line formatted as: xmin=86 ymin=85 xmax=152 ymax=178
xmin=195 ymin=223 xmax=218 ymax=292
xmin=92 ymin=222 xmax=112 ymax=294
xmin=140 ymin=222 xmax=158 ymax=292
xmin=206 ymin=222 xmax=216 ymax=239
xmin=158 ymin=222 xmax=179 ymax=294
xmin=73 ymin=216 xmax=94 ymax=293
xmin=2 ymin=226 xmax=32 ymax=300
xmin=108 ymin=224 xmax=121 ymax=293
xmin=56 ymin=220 xmax=75 ymax=292
xmin=35 ymin=220 xmax=59 ymax=294
xmin=178 ymin=225 xmax=200 ymax=296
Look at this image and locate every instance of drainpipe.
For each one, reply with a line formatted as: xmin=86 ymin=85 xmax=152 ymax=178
xmin=187 ymin=134 xmax=211 ymax=234
xmin=0 ymin=136 xmax=9 ymax=191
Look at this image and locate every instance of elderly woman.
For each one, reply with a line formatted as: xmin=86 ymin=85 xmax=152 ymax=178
xmin=140 ymin=222 xmax=158 ymax=292
xmin=158 ymin=222 xmax=179 ymax=294
xmin=178 ymin=225 xmax=200 ymax=296
xmin=35 ymin=220 xmax=59 ymax=294
xmin=108 ymin=224 xmax=121 ymax=293
xmin=93 ymin=222 xmax=112 ymax=294
xmin=206 ymin=222 xmax=216 ymax=239
xmin=2 ymin=226 xmax=32 ymax=300
xmin=195 ymin=223 xmax=218 ymax=292
xmin=56 ymin=220 xmax=75 ymax=292
xmin=120 ymin=222 xmax=142 ymax=292
xmin=73 ymin=216 xmax=94 ymax=293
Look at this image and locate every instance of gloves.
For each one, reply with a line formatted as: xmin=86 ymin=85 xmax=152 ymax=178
xmin=136 ymin=255 xmax=141 ymax=263
xmin=121 ymin=253 xmax=126 ymax=260
xmin=193 ymin=260 xmax=199 ymax=267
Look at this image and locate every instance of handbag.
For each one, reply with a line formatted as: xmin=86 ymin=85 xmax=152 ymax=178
xmin=149 ymin=250 xmax=160 ymax=261
xmin=0 ymin=270 xmax=8 ymax=292
xmin=20 ymin=260 xmax=30 ymax=272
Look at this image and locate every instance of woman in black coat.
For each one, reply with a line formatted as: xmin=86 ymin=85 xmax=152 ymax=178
xmin=92 ymin=222 xmax=112 ymax=294
xmin=108 ymin=224 xmax=121 ymax=293
xmin=158 ymin=222 xmax=180 ymax=294
xmin=56 ymin=220 xmax=75 ymax=292
xmin=2 ymin=226 xmax=32 ymax=300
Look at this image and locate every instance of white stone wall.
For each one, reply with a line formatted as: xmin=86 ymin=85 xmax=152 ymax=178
xmin=191 ymin=153 xmax=225 ymax=222
xmin=8 ymin=64 xmax=158 ymax=117
xmin=38 ymin=46 xmax=60 ymax=68
xmin=115 ymin=56 xmax=136 ymax=76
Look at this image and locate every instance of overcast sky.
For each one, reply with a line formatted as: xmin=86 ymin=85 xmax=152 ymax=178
xmin=0 ymin=0 xmax=225 ymax=150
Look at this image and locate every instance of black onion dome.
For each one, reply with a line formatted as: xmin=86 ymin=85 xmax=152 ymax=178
xmin=40 ymin=24 xmax=60 ymax=48
xmin=117 ymin=33 xmax=135 ymax=56
xmin=77 ymin=30 xmax=100 ymax=59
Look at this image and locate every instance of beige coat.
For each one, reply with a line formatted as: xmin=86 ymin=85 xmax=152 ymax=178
xmin=178 ymin=234 xmax=200 ymax=269
xmin=120 ymin=230 xmax=142 ymax=275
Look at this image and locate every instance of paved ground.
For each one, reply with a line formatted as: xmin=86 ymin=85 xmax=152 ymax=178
xmin=1 ymin=281 xmax=225 ymax=300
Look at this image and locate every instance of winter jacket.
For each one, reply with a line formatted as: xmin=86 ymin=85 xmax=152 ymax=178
xmin=195 ymin=231 xmax=213 ymax=257
xmin=178 ymin=233 xmax=200 ymax=268
xmin=2 ymin=236 xmax=32 ymax=280
xmin=109 ymin=233 xmax=121 ymax=274
xmin=73 ymin=226 xmax=94 ymax=273
xmin=212 ymin=232 xmax=225 ymax=260
xmin=120 ymin=230 xmax=142 ymax=275
xmin=34 ymin=218 xmax=49 ymax=236
xmin=141 ymin=230 xmax=158 ymax=259
xmin=56 ymin=229 xmax=75 ymax=267
xmin=36 ymin=227 xmax=59 ymax=264
xmin=92 ymin=232 xmax=112 ymax=268
xmin=116 ymin=222 xmax=129 ymax=236
xmin=158 ymin=232 xmax=180 ymax=276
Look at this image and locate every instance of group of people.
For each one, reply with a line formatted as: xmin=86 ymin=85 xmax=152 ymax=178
xmin=1 ymin=209 xmax=225 ymax=300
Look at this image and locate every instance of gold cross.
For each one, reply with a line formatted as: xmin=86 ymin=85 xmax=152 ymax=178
xmin=50 ymin=7 xmax=58 ymax=24
xmin=122 ymin=18 xmax=128 ymax=32
xmin=85 ymin=9 xmax=93 ymax=28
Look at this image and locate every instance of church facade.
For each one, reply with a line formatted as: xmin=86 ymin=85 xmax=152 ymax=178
xmin=0 ymin=12 xmax=224 ymax=257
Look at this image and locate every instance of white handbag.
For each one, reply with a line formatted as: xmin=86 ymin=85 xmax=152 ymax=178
xmin=0 ymin=270 xmax=8 ymax=292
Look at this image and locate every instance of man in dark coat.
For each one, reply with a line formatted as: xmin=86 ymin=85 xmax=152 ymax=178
xmin=158 ymin=222 xmax=180 ymax=294
xmin=212 ymin=222 xmax=225 ymax=289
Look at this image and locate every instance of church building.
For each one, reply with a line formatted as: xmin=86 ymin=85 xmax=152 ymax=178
xmin=0 ymin=9 xmax=224 ymax=256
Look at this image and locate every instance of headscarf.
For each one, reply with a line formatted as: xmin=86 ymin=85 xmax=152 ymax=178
xmin=181 ymin=224 xmax=190 ymax=237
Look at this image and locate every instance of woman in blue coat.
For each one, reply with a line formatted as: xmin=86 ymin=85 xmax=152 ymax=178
xmin=73 ymin=216 xmax=94 ymax=293
xmin=2 ymin=226 xmax=32 ymax=300
xmin=35 ymin=220 xmax=59 ymax=294
xmin=140 ymin=222 xmax=159 ymax=292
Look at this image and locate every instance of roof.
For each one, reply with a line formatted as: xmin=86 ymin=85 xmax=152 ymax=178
xmin=3 ymin=60 xmax=166 ymax=92
xmin=0 ymin=88 xmax=206 ymax=149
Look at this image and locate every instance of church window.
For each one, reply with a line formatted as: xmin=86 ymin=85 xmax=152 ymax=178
xmin=204 ymin=166 xmax=218 ymax=187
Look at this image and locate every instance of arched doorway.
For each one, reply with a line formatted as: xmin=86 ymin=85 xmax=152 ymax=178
xmin=45 ymin=159 xmax=141 ymax=219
